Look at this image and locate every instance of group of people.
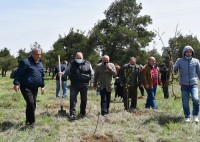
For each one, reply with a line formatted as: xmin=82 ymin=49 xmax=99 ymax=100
xmin=13 ymin=45 xmax=200 ymax=128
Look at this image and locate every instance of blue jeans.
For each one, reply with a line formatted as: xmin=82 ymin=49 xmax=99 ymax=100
xmin=56 ymin=80 xmax=67 ymax=97
xmin=145 ymin=88 xmax=157 ymax=109
xmin=181 ymin=85 xmax=199 ymax=118
xmin=153 ymin=85 xmax=157 ymax=96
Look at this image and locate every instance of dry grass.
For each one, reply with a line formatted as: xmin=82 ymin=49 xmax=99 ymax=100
xmin=0 ymin=74 xmax=200 ymax=142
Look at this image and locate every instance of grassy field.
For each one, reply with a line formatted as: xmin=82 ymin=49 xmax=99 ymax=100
xmin=0 ymin=73 xmax=200 ymax=142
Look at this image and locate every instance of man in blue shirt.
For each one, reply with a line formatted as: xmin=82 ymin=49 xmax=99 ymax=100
xmin=13 ymin=47 xmax=45 ymax=128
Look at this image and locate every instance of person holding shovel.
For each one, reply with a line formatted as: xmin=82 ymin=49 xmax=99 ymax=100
xmin=52 ymin=61 xmax=68 ymax=98
xmin=62 ymin=52 xmax=94 ymax=120
xmin=13 ymin=47 xmax=45 ymax=128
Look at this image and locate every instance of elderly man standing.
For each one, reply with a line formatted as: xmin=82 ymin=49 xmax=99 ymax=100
xmin=119 ymin=57 xmax=141 ymax=111
xmin=13 ymin=47 xmax=45 ymax=128
xmin=63 ymin=52 xmax=94 ymax=120
xmin=142 ymin=56 xmax=159 ymax=109
xmin=94 ymin=55 xmax=117 ymax=116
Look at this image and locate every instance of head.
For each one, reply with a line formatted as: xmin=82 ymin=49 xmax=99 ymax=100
xmin=102 ymin=55 xmax=110 ymax=65
xmin=115 ymin=64 xmax=121 ymax=73
xmin=63 ymin=61 xmax=68 ymax=65
xmin=182 ymin=45 xmax=194 ymax=59
xmin=31 ymin=47 xmax=42 ymax=63
xmin=148 ymin=56 xmax=156 ymax=67
xmin=75 ymin=52 xmax=83 ymax=64
xmin=160 ymin=63 xmax=166 ymax=70
xmin=129 ymin=57 xmax=136 ymax=65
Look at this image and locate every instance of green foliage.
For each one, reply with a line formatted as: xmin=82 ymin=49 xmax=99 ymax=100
xmin=88 ymin=0 xmax=155 ymax=65
xmin=1 ymin=74 xmax=200 ymax=141
xmin=162 ymin=34 xmax=200 ymax=66
xmin=0 ymin=48 xmax=17 ymax=76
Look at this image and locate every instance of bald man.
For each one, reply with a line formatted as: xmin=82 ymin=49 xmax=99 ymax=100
xmin=63 ymin=52 xmax=94 ymax=120
xmin=142 ymin=57 xmax=159 ymax=109
xmin=94 ymin=55 xmax=117 ymax=116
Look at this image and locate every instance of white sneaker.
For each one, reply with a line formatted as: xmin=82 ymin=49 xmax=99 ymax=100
xmin=193 ymin=116 xmax=199 ymax=123
xmin=185 ymin=118 xmax=191 ymax=123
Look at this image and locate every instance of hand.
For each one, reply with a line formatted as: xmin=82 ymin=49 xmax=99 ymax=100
xmin=90 ymin=82 xmax=94 ymax=87
xmin=169 ymin=61 xmax=174 ymax=67
xmin=105 ymin=63 xmax=111 ymax=69
xmin=140 ymin=84 xmax=144 ymax=88
xmin=93 ymin=84 xmax=97 ymax=89
xmin=41 ymin=87 xmax=45 ymax=95
xmin=59 ymin=72 xmax=63 ymax=76
xmin=13 ymin=85 xmax=20 ymax=92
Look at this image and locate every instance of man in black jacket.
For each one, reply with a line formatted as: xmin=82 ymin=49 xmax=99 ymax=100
xmin=119 ymin=57 xmax=141 ymax=111
xmin=160 ymin=63 xmax=170 ymax=99
xmin=62 ymin=52 xmax=94 ymax=120
xmin=13 ymin=47 xmax=45 ymax=128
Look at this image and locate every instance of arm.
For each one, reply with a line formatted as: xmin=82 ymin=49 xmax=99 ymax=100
xmin=119 ymin=66 xmax=125 ymax=85
xmin=63 ymin=62 xmax=71 ymax=77
xmin=93 ymin=65 xmax=99 ymax=87
xmin=196 ymin=59 xmax=200 ymax=79
xmin=89 ymin=63 xmax=94 ymax=83
xmin=141 ymin=67 xmax=148 ymax=86
xmin=13 ymin=60 xmax=27 ymax=92
xmin=107 ymin=63 xmax=117 ymax=76
xmin=13 ymin=60 xmax=27 ymax=85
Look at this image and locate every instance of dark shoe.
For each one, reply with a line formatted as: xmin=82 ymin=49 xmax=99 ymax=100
xmin=102 ymin=114 xmax=107 ymax=117
xmin=79 ymin=113 xmax=86 ymax=118
xmin=26 ymin=122 xmax=35 ymax=129
xmin=69 ymin=115 xmax=76 ymax=121
xmin=145 ymin=105 xmax=150 ymax=109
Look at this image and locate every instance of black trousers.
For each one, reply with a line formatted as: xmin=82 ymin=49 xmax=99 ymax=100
xmin=70 ymin=84 xmax=88 ymax=116
xmin=123 ymin=86 xmax=138 ymax=110
xmin=162 ymin=81 xmax=169 ymax=99
xmin=100 ymin=88 xmax=111 ymax=115
xmin=20 ymin=86 xmax=38 ymax=124
xmin=139 ymin=86 xmax=144 ymax=96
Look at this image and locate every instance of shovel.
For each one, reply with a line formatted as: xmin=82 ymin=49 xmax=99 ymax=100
xmin=57 ymin=55 xmax=66 ymax=115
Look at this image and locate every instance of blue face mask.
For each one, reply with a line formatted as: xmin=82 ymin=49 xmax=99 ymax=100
xmin=185 ymin=56 xmax=192 ymax=60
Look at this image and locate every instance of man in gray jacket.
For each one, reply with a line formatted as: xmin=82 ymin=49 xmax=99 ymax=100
xmin=170 ymin=45 xmax=200 ymax=123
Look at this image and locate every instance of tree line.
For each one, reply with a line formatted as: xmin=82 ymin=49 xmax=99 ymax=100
xmin=1 ymin=0 xmax=200 ymax=77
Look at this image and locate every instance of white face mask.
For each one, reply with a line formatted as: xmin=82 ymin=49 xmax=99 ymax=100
xmin=185 ymin=56 xmax=192 ymax=60
xmin=75 ymin=59 xmax=83 ymax=64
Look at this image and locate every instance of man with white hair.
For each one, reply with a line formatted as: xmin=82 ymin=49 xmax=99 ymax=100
xmin=93 ymin=55 xmax=117 ymax=116
xmin=13 ymin=47 xmax=45 ymax=128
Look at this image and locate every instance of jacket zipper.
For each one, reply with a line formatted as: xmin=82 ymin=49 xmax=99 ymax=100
xmin=188 ymin=59 xmax=190 ymax=85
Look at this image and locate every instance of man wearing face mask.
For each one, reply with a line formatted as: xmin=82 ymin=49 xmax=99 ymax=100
xmin=93 ymin=55 xmax=117 ymax=116
xmin=63 ymin=52 xmax=94 ymax=120
xmin=119 ymin=57 xmax=142 ymax=111
xmin=170 ymin=46 xmax=200 ymax=123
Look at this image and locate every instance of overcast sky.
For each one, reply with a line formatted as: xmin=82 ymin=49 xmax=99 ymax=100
xmin=1 ymin=0 xmax=200 ymax=56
